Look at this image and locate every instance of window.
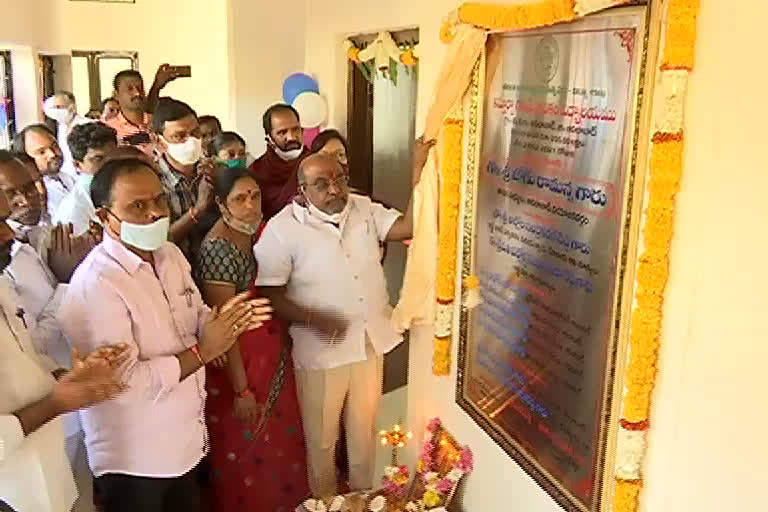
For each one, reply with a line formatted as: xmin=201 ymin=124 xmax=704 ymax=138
xmin=0 ymin=51 xmax=15 ymax=150
xmin=71 ymin=50 xmax=138 ymax=112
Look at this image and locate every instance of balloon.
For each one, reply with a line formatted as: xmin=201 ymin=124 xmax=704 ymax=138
xmin=282 ymin=73 xmax=319 ymax=104
xmin=303 ymin=126 xmax=320 ymax=148
xmin=292 ymin=92 xmax=327 ymax=128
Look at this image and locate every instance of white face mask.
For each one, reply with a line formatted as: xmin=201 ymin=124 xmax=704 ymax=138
xmin=269 ymin=137 xmax=303 ymax=161
xmin=46 ymin=106 xmax=75 ymax=125
xmin=164 ymin=136 xmax=203 ymax=165
xmin=117 ymin=217 xmax=170 ymax=251
xmin=306 ymin=196 xmax=351 ymax=225
xmin=222 ymin=208 xmax=261 ymax=235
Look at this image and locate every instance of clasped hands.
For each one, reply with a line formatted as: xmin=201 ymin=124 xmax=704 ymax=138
xmin=199 ymin=291 xmax=273 ymax=364
xmin=51 ymin=343 xmax=131 ymax=414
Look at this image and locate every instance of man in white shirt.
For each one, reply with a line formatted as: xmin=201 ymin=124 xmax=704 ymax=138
xmin=0 ymin=185 xmax=128 ymax=512
xmin=43 ymin=91 xmax=93 ymax=180
xmin=0 ymin=151 xmax=99 ymax=510
xmin=253 ymin=143 xmax=432 ymax=497
xmin=13 ymin=124 xmax=75 ymax=219
xmin=54 ymin=122 xmax=117 ymax=236
xmin=0 ymin=151 xmax=94 ymax=260
xmin=57 ymin=156 xmax=272 ymax=512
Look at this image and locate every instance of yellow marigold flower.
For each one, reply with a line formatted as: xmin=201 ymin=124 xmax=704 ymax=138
xmin=423 ymin=490 xmax=443 ymax=508
xmin=347 ymin=47 xmax=361 ymax=63
xmin=439 ymin=23 xmax=455 ymax=44
xmin=400 ymin=49 xmax=417 ymax=67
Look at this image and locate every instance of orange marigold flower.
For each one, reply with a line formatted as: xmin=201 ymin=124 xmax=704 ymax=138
xmin=347 ymin=47 xmax=361 ymax=63
xmin=400 ymin=49 xmax=418 ymax=67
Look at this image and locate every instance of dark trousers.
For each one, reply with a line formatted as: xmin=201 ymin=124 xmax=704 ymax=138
xmin=94 ymin=464 xmax=203 ymax=512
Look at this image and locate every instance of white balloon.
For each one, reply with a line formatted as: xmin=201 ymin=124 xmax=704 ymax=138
xmin=292 ymin=91 xmax=327 ymax=128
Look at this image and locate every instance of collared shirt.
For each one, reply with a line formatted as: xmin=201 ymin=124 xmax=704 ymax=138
xmin=53 ymin=173 xmax=98 ymax=237
xmin=105 ymin=111 xmax=155 ymax=157
xmin=6 ymin=242 xmax=67 ymax=369
xmin=157 ymin=156 xmax=196 ymax=223
xmin=57 ymin=234 xmax=210 ymax=478
xmin=43 ymin=172 xmax=76 ymax=220
xmin=5 ymin=242 xmax=81 ymax=439
xmin=157 ymin=156 xmax=218 ymax=264
xmin=0 ymin=276 xmax=78 ymax=512
xmin=253 ymin=194 xmax=402 ymax=369
xmin=8 ymin=219 xmax=51 ymax=255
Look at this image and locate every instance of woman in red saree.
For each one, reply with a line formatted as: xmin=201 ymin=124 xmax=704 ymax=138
xmin=197 ymin=167 xmax=309 ymax=510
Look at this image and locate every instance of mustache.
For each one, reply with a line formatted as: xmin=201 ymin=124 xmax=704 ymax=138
xmin=283 ymin=141 xmax=302 ymax=150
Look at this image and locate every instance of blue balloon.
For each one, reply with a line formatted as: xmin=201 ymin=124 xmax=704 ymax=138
xmin=282 ymin=73 xmax=319 ymax=104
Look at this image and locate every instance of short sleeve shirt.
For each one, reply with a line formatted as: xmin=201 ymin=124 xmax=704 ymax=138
xmin=253 ymin=194 xmax=402 ymax=369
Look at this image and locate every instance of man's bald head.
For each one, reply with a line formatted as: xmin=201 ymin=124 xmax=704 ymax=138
xmin=298 ymin=153 xmax=349 ymax=215
xmin=298 ymin=153 xmax=343 ymax=185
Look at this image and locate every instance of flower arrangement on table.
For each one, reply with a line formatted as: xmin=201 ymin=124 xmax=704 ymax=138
xmin=297 ymin=418 xmax=473 ymax=512
xmin=410 ymin=418 xmax=474 ymax=510
xmin=380 ymin=417 xmax=474 ymax=511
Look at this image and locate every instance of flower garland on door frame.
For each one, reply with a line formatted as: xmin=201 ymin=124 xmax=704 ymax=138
xmin=432 ymin=2 xmax=701 ymax=512
xmin=344 ymin=32 xmax=420 ymax=85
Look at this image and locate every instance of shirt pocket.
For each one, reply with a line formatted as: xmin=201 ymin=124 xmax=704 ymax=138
xmin=170 ymin=286 xmax=201 ymax=343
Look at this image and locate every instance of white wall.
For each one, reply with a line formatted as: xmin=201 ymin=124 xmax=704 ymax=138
xmin=307 ymin=1 xmax=768 ymax=512
xmin=229 ymin=0 xmax=307 ymax=156
xmin=641 ymin=1 xmax=768 ymax=510
xmin=1 ymin=0 xmax=233 ymax=128
xmin=304 ymin=1 xmax=564 ymax=511
xmin=9 ymin=46 xmax=43 ymax=130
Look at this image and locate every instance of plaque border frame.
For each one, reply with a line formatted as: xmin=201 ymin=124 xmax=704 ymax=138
xmin=454 ymin=4 xmax=663 ymax=512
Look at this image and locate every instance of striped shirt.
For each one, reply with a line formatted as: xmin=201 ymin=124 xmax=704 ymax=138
xmin=157 ymin=157 xmax=218 ymax=265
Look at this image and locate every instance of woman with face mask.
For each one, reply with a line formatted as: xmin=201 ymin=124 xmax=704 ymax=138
xmin=210 ymin=131 xmax=248 ymax=169
xmin=196 ymin=169 xmax=309 ymax=510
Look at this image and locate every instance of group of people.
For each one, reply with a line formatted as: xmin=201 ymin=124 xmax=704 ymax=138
xmin=0 ymin=63 xmax=434 ymax=512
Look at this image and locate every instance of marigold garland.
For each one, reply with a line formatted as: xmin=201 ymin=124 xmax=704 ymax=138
xmin=434 ymin=118 xmax=464 ymax=376
xmin=433 ymin=336 xmax=452 ymax=376
xmin=436 ymin=120 xmax=464 ymax=302
xmin=614 ymin=480 xmax=642 ymax=512
xmin=458 ymin=0 xmax=576 ymax=30
xmin=615 ymin=1 xmax=700 ymax=511
xmin=661 ymin=0 xmax=700 ymax=70
xmin=428 ymin=3 xmax=699 ymax=511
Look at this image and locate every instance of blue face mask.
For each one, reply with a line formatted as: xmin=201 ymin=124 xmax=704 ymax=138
xmin=221 ymin=158 xmax=248 ymax=169
xmin=78 ymin=173 xmax=94 ymax=191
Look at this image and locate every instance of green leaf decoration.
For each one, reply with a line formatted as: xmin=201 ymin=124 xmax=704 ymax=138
xmin=389 ymin=58 xmax=399 ymax=86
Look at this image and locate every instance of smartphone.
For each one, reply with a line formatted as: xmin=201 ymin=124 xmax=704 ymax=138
xmin=124 ymin=132 xmax=151 ymax=145
xmin=172 ymin=65 xmax=192 ymax=78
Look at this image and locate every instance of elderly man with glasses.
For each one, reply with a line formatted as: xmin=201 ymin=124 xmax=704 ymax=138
xmin=252 ymin=138 xmax=434 ymax=498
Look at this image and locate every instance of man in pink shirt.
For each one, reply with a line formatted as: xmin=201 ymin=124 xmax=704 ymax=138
xmin=57 ymin=156 xmax=271 ymax=512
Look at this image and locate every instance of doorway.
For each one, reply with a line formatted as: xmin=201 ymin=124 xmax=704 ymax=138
xmin=347 ymin=28 xmax=418 ymax=395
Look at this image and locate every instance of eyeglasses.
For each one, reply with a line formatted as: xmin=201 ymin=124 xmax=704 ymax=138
xmin=303 ymin=174 xmax=349 ymax=194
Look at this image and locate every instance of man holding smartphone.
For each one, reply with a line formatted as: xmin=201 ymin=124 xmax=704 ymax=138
xmin=106 ymin=64 xmax=189 ymax=157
